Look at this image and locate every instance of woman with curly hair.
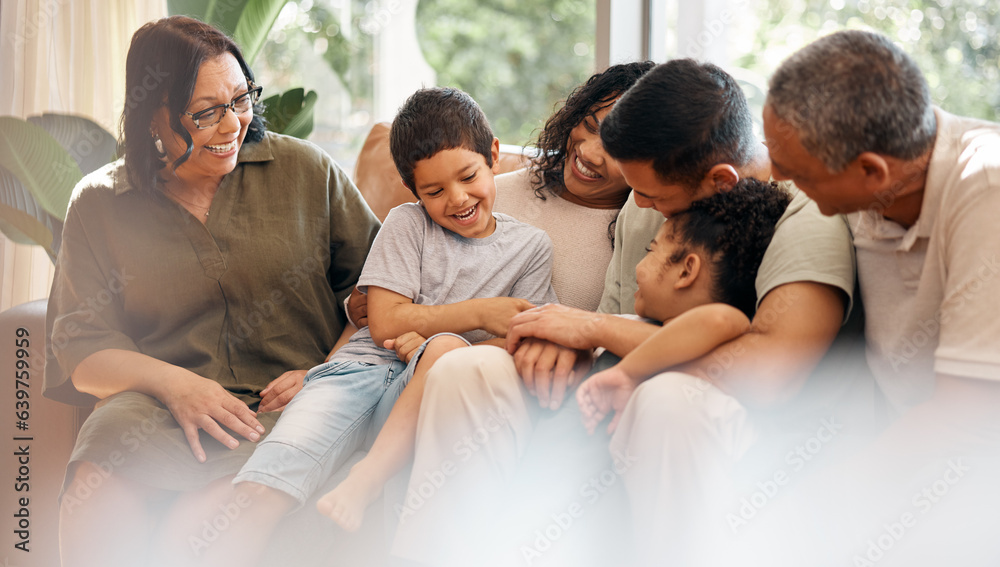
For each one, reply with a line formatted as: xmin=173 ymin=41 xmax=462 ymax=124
xmin=494 ymin=61 xmax=655 ymax=310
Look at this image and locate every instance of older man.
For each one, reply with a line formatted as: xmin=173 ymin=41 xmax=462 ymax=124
xmin=761 ymin=30 xmax=1000 ymax=565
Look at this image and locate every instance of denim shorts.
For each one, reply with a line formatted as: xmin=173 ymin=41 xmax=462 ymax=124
xmin=233 ymin=332 xmax=468 ymax=505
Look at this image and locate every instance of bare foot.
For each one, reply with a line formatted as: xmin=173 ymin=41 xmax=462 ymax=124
xmin=316 ymin=463 xmax=383 ymax=532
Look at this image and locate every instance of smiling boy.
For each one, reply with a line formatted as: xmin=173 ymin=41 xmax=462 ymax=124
xmin=230 ymin=87 xmax=558 ymax=533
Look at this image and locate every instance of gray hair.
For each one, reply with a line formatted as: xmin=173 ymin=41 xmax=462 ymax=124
xmin=767 ymin=30 xmax=937 ymax=172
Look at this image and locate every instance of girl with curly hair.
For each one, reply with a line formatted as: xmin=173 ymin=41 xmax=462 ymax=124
xmin=577 ymin=177 xmax=792 ymax=433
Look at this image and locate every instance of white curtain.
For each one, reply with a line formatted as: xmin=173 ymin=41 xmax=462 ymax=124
xmin=0 ymin=0 xmax=167 ymax=311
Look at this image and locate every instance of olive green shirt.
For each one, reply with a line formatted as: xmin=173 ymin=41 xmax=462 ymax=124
xmin=45 ymin=132 xmax=380 ymax=406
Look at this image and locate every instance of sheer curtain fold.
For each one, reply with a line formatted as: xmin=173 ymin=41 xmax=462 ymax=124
xmin=0 ymin=0 xmax=166 ymax=311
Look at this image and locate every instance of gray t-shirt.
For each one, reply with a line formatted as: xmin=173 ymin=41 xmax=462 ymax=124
xmin=334 ymin=202 xmax=558 ymax=365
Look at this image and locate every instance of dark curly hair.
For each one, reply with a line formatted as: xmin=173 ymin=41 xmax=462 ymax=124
xmin=664 ymin=178 xmax=791 ymax=318
xmin=529 ymin=61 xmax=655 ymax=201
xmin=120 ymin=16 xmax=266 ymax=192
xmin=390 ymin=87 xmax=494 ymax=196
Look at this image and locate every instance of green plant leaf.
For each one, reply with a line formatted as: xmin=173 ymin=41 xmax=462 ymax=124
xmin=260 ymin=94 xmax=285 ymax=132
xmin=208 ymin=0 xmax=245 ymax=39
xmin=260 ymin=88 xmax=316 ymax=139
xmin=0 ymin=166 xmax=61 ymax=258
xmin=28 ymin=114 xmax=117 ymax=176
xmin=277 ymin=87 xmax=305 ymax=125
xmin=0 ymin=117 xmax=82 ymax=220
xmin=281 ymin=90 xmax=317 ymax=139
xmin=168 ymin=0 xmax=245 ymax=37
xmin=166 ymin=0 xmax=210 ymax=22
xmin=233 ymin=0 xmax=290 ymax=64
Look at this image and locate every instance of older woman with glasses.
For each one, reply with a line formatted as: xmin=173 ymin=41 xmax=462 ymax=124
xmin=45 ymin=16 xmax=379 ymax=566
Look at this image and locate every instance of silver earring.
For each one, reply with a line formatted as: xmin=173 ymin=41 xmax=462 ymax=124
xmin=153 ymin=134 xmax=165 ymax=155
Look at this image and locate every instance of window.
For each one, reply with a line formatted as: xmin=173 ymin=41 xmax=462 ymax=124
xmin=255 ymin=0 xmax=598 ymax=172
xmin=661 ymin=0 xmax=1000 ymax=122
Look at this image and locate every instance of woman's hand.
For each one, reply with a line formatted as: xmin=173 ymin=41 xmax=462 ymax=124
xmin=72 ymin=349 xmax=266 ymax=463
xmin=156 ymin=373 xmax=266 ymax=463
xmin=506 ymin=304 xmax=605 ymax=353
xmin=384 ymin=331 xmax=427 ymax=364
xmin=576 ymin=365 xmax=637 ymax=435
xmin=258 ymin=370 xmax=308 ymax=413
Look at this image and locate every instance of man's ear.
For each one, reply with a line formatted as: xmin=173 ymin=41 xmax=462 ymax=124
xmin=674 ymin=253 xmax=702 ymax=290
xmin=854 ymin=152 xmax=891 ymax=192
xmin=701 ymin=164 xmax=740 ymax=192
xmin=490 ymin=137 xmax=501 ymax=174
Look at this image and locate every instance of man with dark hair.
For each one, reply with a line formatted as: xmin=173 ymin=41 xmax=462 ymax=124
xmin=760 ymin=30 xmax=1000 ymax=563
xmin=599 ymin=58 xmax=758 ymax=190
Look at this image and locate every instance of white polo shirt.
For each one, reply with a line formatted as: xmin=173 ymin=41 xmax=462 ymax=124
xmin=849 ymin=108 xmax=1000 ymax=414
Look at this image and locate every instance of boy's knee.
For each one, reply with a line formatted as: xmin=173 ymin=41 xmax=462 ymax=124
xmin=424 ymin=345 xmax=521 ymax=398
xmin=423 ymin=334 xmax=470 ymax=357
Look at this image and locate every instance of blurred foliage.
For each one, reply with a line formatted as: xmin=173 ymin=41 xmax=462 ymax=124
xmin=259 ymin=1 xmax=374 ymax=101
xmin=255 ymin=0 xmax=997 ymax=157
xmin=415 ymin=0 xmax=596 ymax=145
xmin=736 ymin=0 xmax=1000 ymax=121
xmin=256 ymin=0 xmax=377 ymax=160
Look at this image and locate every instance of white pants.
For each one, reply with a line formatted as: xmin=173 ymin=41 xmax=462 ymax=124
xmin=390 ymin=345 xmax=758 ymax=566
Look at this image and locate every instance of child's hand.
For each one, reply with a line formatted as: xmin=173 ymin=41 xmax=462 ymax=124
xmin=576 ymin=365 xmax=637 ymax=435
xmin=346 ymin=287 xmax=369 ymax=328
xmin=478 ymin=297 xmax=536 ymax=337
xmin=384 ymin=331 xmax=426 ymax=364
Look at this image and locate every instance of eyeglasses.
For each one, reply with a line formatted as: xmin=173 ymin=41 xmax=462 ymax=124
xmin=183 ymin=84 xmax=263 ymax=129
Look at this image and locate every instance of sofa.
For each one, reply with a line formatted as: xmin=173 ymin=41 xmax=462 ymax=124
xmin=0 ymin=122 xmax=529 ymax=566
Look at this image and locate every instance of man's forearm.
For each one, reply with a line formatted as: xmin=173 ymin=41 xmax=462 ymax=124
xmin=678 ymin=282 xmax=847 ymax=407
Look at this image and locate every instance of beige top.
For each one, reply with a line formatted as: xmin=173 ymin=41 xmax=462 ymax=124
xmin=45 ymin=132 xmax=381 ymax=406
xmin=494 ymin=168 xmax=620 ymax=311
xmin=849 ymin=109 xmax=1000 ymax=413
